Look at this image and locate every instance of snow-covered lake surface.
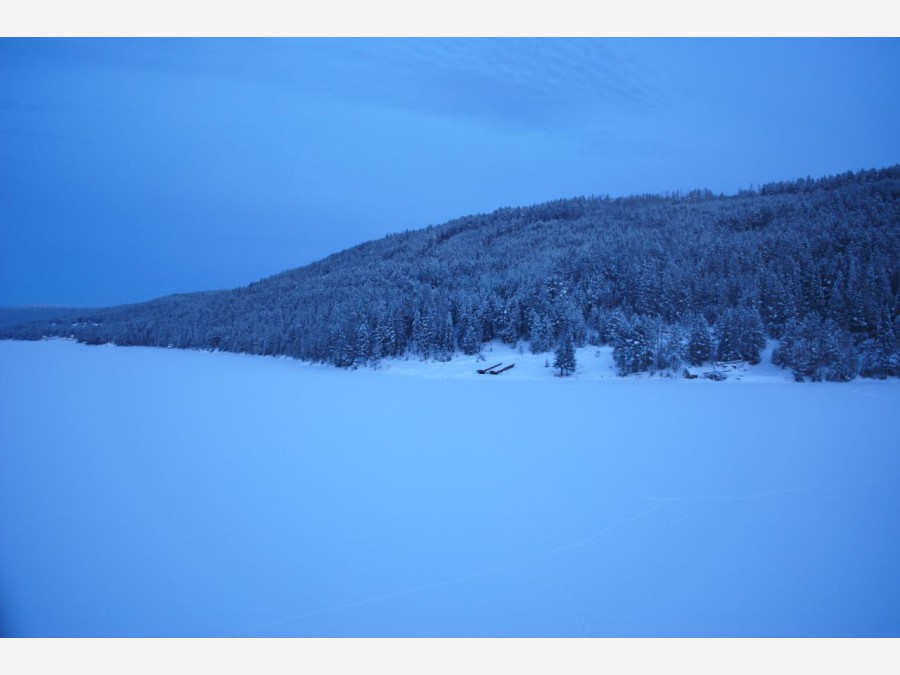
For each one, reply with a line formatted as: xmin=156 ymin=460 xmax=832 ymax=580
xmin=1 ymin=339 xmax=899 ymax=637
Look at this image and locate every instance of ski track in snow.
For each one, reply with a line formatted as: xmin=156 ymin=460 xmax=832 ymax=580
xmin=646 ymin=470 xmax=900 ymax=503
xmin=227 ymin=469 xmax=900 ymax=637
xmin=226 ymin=504 xmax=665 ymax=637
xmin=508 ymin=469 xmax=593 ymax=638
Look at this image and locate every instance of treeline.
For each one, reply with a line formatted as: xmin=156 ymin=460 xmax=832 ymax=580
xmin=2 ymin=166 xmax=899 ymax=381
xmin=0 ymin=305 xmax=95 ymax=330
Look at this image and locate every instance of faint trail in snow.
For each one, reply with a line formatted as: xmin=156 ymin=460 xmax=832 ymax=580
xmin=225 ymin=504 xmax=663 ymax=637
xmin=508 ymin=478 xmax=592 ymax=637
xmin=646 ymin=470 xmax=900 ymax=504
xmin=226 ymin=471 xmax=900 ymax=636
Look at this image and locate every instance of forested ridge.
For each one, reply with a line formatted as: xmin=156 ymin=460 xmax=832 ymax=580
xmin=3 ymin=166 xmax=899 ymax=381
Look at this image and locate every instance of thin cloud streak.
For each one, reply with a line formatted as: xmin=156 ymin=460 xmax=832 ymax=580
xmin=1 ymin=38 xmax=664 ymax=133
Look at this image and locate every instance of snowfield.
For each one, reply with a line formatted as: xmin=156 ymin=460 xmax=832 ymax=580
xmin=1 ymin=339 xmax=899 ymax=637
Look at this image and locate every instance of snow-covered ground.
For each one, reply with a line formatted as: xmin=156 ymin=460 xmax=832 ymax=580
xmin=373 ymin=339 xmax=792 ymax=383
xmin=1 ymin=339 xmax=898 ymax=637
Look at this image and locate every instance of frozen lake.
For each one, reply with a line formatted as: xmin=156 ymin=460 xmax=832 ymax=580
xmin=1 ymin=339 xmax=899 ymax=636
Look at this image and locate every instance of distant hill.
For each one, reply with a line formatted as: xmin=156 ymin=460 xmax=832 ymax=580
xmin=0 ymin=305 xmax=96 ymax=330
xmin=2 ymin=166 xmax=899 ymax=381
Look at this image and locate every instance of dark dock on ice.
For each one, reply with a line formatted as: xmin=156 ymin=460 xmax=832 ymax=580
xmin=477 ymin=362 xmax=515 ymax=375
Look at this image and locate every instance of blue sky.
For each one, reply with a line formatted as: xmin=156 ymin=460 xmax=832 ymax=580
xmin=2 ymin=38 xmax=899 ymax=307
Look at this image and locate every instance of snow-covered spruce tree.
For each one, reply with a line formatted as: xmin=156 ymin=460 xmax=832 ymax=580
xmin=658 ymin=323 xmax=687 ymax=373
xmin=553 ymin=332 xmax=577 ymax=377
xmin=372 ymin=310 xmax=397 ymax=362
xmin=859 ymin=311 xmax=899 ymax=379
xmin=599 ymin=308 xmax=629 ymax=346
xmin=687 ymin=317 xmax=714 ymax=366
xmin=352 ymin=317 xmax=371 ymax=368
xmin=715 ymin=307 xmax=766 ymax=364
xmin=612 ymin=315 xmax=654 ymax=375
xmin=819 ymin=319 xmax=858 ymax=382
xmin=432 ymin=310 xmax=455 ymax=362
xmin=328 ymin=319 xmax=354 ymax=368
xmin=495 ymin=301 xmax=520 ymax=346
xmin=528 ymin=310 xmax=555 ymax=354
xmin=458 ymin=319 xmax=482 ymax=355
xmin=648 ymin=316 xmax=686 ymax=373
xmin=772 ymin=313 xmax=859 ymax=382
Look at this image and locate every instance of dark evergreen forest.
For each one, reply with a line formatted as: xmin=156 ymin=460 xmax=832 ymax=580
xmin=3 ymin=166 xmax=899 ymax=381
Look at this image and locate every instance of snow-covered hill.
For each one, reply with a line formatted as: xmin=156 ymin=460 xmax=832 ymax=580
xmin=1 ymin=339 xmax=898 ymax=636
xmin=4 ymin=167 xmax=899 ymax=382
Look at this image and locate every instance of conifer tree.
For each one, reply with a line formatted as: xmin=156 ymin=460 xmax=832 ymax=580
xmin=612 ymin=315 xmax=654 ymax=375
xmin=687 ymin=318 xmax=714 ymax=366
xmin=553 ymin=333 xmax=577 ymax=377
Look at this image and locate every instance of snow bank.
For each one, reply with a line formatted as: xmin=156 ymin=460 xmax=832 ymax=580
xmin=371 ymin=339 xmax=794 ymax=383
xmin=1 ymin=339 xmax=898 ymax=636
